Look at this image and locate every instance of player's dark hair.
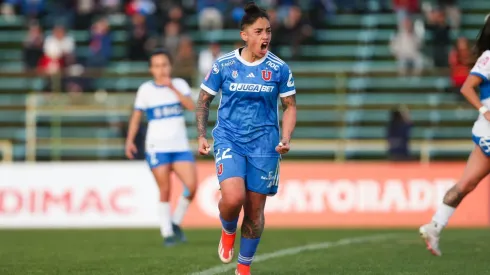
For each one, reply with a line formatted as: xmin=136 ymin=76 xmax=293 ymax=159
xmin=240 ymin=2 xmax=269 ymax=31
xmin=148 ymin=48 xmax=173 ymax=67
xmin=475 ymin=15 xmax=490 ymax=56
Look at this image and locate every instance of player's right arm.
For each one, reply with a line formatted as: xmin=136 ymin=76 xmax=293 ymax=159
xmin=196 ymin=90 xmax=215 ymax=155
xmin=126 ymin=85 xmax=146 ymax=159
xmin=196 ymin=63 xmax=221 ymax=155
xmin=463 ymin=51 xmax=490 ymax=120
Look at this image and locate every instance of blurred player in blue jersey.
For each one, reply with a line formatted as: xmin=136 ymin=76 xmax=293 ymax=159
xmin=125 ymin=49 xmax=197 ymax=247
xmin=196 ymin=2 xmax=297 ymax=274
xmin=420 ymin=16 xmax=490 ymax=256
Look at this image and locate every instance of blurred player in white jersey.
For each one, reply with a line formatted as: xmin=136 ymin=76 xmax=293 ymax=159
xmin=125 ymin=49 xmax=197 ymax=247
xmin=420 ymin=16 xmax=490 ymax=256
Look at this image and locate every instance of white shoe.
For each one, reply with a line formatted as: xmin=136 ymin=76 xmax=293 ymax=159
xmin=419 ymin=222 xmax=442 ymax=256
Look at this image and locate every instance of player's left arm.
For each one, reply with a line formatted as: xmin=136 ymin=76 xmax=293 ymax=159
xmin=280 ymin=94 xmax=297 ymax=144
xmin=168 ymin=78 xmax=196 ymax=111
xmin=277 ymin=65 xmax=297 ymax=153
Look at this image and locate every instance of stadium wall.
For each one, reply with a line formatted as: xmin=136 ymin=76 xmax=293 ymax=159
xmin=1 ymin=162 xmax=489 ymax=228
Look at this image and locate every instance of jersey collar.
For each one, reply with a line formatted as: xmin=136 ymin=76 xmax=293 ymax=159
xmin=234 ymin=48 xmax=269 ymax=67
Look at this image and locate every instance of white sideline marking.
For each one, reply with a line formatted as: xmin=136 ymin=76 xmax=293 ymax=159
xmin=189 ymin=233 xmax=397 ymax=275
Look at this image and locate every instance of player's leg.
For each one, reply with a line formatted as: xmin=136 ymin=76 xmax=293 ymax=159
xmin=236 ymin=190 xmax=266 ymax=275
xmin=170 ymin=151 xmax=197 ymax=242
xmin=236 ymin=156 xmax=279 ymax=275
xmin=215 ymin=146 xmax=247 ymax=263
xmin=420 ymin=145 xmax=490 ymax=256
xmin=146 ymin=152 xmax=177 ymax=246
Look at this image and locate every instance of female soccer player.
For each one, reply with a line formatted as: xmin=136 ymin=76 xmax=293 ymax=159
xmin=420 ymin=16 xmax=490 ymax=256
xmin=125 ymin=49 xmax=197 ymax=247
xmin=196 ymin=2 xmax=297 ymax=275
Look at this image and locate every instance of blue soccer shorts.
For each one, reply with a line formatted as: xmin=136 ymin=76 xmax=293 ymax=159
xmin=145 ymin=151 xmax=195 ymax=169
xmin=472 ymin=135 xmax=490 ymax=156
xmin=214 ymin=145 xmax=280 ymax=196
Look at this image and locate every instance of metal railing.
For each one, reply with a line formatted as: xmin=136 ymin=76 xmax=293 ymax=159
xmin=25 ymin=91 xmax=135 ymax=161
xmin=21 ymin=72 xmax=473 ymax=162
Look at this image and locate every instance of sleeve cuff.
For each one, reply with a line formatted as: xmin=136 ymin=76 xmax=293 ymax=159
xmin=200 ymin=83 xmax=218 ymax=95
xmin=280 ymin=90 xmax=296 ymax=97
xmin=470 ymin=72 xmax=489 ymax=83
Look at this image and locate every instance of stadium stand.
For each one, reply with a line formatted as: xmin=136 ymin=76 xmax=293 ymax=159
xmin=0 ymin=0 xmax=487 ymax=162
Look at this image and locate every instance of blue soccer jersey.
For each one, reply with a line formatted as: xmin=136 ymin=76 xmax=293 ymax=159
xmin=200 ymin=49 xmax=296 ymax=157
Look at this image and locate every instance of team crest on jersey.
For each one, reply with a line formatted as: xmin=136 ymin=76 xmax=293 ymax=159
xmin=261 ymin=70 xmax=272 ymax=81
xmin=232 ymin=70 xmax=238 ymax=79
xmin=217 ymin=163 xmax=223 ymax=176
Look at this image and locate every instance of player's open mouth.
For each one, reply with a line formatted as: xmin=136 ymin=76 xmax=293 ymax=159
xmin=260 ymin=42 xmax=269 ymax=54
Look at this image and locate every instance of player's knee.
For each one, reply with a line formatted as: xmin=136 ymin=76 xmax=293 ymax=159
xmin=183 ymin=184 xmax=197 ymax=201
xmin=221 ymin=193 xmax=245 ymax=210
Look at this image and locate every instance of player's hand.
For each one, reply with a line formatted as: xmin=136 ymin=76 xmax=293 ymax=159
xmin=198 ymin=137 xmax=211 ymax=155
xmin=125 ymin=141 xmax=137 ymax=159
xmin=484 ymin=112 xmax=490 ymax=122
xmin=161 ymin=77 xmax=173 ymax=88
xmin=275 ymin=139 xmax=290 ymax=154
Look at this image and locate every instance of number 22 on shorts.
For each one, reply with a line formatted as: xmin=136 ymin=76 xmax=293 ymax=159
xmin=215 ymin=148 xmax=232 ymax=176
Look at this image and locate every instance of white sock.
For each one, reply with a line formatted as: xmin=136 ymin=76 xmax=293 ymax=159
xmin=432 ymin=203 xmax=456 ymax=231
xmin=172 ymin=196 xmax=191 ymax=225
xmin=159 ymin=202 xmax=174 ymax=238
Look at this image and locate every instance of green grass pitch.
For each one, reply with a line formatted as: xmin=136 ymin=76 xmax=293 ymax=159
xmin=1 ymin=228 xmax=490 ymax=274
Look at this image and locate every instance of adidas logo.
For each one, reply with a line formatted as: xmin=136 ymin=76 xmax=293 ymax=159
xmin=246 ymin=73 xmax=255 ymax=78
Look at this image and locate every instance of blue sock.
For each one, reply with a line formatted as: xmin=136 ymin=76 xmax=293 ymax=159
xmin=238 ymin=237 xmax=260 ymax=266
xmin=220 ymin=215 xmax=238 ymax=234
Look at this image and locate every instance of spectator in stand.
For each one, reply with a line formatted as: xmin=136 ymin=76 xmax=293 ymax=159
xmin=335 ymin=0 xmax=390 ymax=13
xmin=74 ymin=0 xmax=97 ymax=30
xmin=100 ymin=0 xmax=121 ymax=14
xmin=309 ymin=0 xmax=336 ymax=26
xmin=393 ymin=0 xmax=419 ymax=29
xmin=126 ymin=0 xmax=157 ymax=33
xmin=127 ymin=14 xmax=152 ymax=61
xmin=198 ymin=41 xmax=223 ymax=80
xmin=39 ymin=24 xmax=75 ymax=75
xmin=229 ymin=1 xmax=246 ymax=28
xmin=3 ymin=0 xmax=45 ymax=20
xmin=448 ymin=37 xmax=472 ymax=98
xmin=172 ymin=36 xmax=197 ymax=86
xmin=198 ymin=0 xmax=224 ymax=30
xmin=438 ymin=0 xmax=460 ymax=32
xmin=423 ymin=6 xmax=451 ymax=68
xmin=126 ymin=0 xmax=156 ymax=16
xmin=386 ymin=105 xmax=412 ymax=161
xmin=165 ymin=5 xmax=186 ymax=33
xmin=23 ymin=22 xmax=44 ymax=71
xmin=86 ymin=18 xmax=112 ymax=69
xmin=52 ymin=0 xmax=77 ymax=28
xmin=161 ymin=21 xmax=182 ymax=57
xmin=267 ymin=8 xmax=282 ymax=54
xmin=389 ymin=18 xmax=423 ymax=76
xmin=277 ymin=6 xmax=313 ymax=59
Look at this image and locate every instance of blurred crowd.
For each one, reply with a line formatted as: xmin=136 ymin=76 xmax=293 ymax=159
xmin=0 ymin=0 xmax=471 ymax=99
xmin=0 ymin=0 xmax=322 ymax=93
xmin=388 ymin=0 xmax=468 ymax=96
